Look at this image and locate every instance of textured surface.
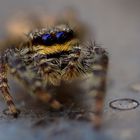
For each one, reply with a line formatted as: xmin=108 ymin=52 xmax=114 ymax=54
xmin=0 ymin=0 xmax=140 ymax=140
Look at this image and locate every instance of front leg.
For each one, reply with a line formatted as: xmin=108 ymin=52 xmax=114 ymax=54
xmin=89 ymin=47 xmax=108 ymax=129
xmin=34 ymin=88 xmax=62 ymax=109
xmin=9 ymin=69 xmax=62 ymax=110
xmin=0 ymin=55 xmax=19 ymax=117
xmin=34 ymin=57 xmax=63 ymax=109
xmin=8 ymin=59 xmax=62 ymax=110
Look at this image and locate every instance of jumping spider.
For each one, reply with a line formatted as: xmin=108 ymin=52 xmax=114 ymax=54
xmin=0 ymin=16 xmax=108 ymax=128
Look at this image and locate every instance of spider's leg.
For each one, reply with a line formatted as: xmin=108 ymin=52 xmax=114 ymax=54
xmin=8 ymin=48 xmax=61 ymax=109
xmin=35 ymin=58 xmax=62 ymax=110
xmin=89 ymin=47 xmax=108 ymax=129
xmin=0 ymin=54 xmax=19 ymax=117
xmin=34 ymin=89 xmax=62 ymax=109
xmin=10 ymin=65 xmax=62 ymax=109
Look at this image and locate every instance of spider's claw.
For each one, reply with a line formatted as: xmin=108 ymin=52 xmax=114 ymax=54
xmin=3 ymin=108 xmax=20 ymax=118
xmin=13 ymin=109 xmax=20 ymax=118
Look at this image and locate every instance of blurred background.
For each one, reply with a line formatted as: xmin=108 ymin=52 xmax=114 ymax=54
xmin=0 ymin=0 xmax=140 ymax=140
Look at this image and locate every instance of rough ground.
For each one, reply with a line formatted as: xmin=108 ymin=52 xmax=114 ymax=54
xmin=0 ymin=0 xmax=140 ymax=140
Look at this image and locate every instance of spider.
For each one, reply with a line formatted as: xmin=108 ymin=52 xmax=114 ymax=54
xmin=0 ymin=14 xmax=108 ymax=129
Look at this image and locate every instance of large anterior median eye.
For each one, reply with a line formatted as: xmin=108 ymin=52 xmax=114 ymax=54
xmin=56 ymin=30 xmax=74 ymax=44
xmin=56 ymin=31 xmax=66 ymax=44
xmin=41 ymin=33 xmax=56 ymax=46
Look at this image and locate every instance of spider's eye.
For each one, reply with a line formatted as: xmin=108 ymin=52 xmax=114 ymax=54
xmin=56 ymin=30 xmax=74 ymax=44
xmin=42 ymin=33 xmax=56 ymax=46
xmin=56 ymin=31 xmax=66 ymax=44
xmin=32 ymin=29 xmax=74 ymax=46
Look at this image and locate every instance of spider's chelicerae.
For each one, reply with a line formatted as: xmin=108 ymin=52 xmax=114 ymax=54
xmin=0 ymin=16 xmax=108 ymax=128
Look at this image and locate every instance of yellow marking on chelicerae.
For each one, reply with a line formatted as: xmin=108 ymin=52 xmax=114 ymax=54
xmin=35 ymin=39 xmax=79 ymax=55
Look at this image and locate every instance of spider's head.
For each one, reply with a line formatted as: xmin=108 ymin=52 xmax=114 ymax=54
xmin=29 ymin=24 xmax=79 ymax=55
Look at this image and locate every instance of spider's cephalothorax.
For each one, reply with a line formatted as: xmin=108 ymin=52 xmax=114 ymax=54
xmin=0 ymin=22 xmax=108 ymax=129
